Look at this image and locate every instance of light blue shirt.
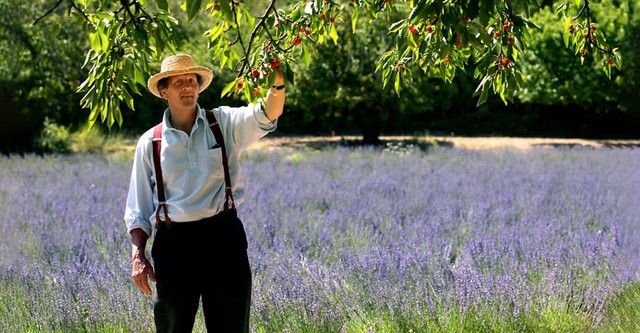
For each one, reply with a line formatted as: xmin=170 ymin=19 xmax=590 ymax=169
xmin=124 ymin=103 xmax=276 ymax=236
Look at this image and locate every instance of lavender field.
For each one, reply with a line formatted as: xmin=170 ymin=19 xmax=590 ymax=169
xmin=1 ymin=145 xmax=639 ymax=332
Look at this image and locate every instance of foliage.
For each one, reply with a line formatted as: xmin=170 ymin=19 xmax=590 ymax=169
xmin=515 ymin=0 xmax=632 ymax=109
xmin=32 ymin=0 xmax=620 ymax=129
xmin=0 ymin=0 xmax=87 ymax=152
xmin=34 ymin=118 xmax=72 ymax=153
xmin=288 ymin=6 xmax=477 ymax=142
xmin=1 ymin=147 xmax=639 ymax=331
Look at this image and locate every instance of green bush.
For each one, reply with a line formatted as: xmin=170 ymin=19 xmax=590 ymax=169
xmin=71 ymin=123 xmax=105 ymax=153
xmin=34 ymin=118 xmax=71 ymax=154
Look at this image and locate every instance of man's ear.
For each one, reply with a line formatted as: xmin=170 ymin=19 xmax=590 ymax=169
xmin=160 ymin=89 xmax=168 ymax=100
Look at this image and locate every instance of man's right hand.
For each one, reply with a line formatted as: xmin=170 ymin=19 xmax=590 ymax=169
xmin=130 ymin=228 xmax=155 ymax=295
xmin=132 ymin=250 xmax=156 ymax=295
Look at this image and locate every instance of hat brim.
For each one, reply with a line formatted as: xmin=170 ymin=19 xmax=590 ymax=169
xmin=147 ymin=66 xmax=214 ymax=98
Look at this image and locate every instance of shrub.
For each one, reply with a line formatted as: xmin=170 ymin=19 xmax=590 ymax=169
xmin=71 ymin=122 xmax=105 ymax=153
xmin=34 ymin=118 xmax=71 ymax=153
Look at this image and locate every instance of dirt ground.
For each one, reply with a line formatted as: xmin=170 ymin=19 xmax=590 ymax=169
xmin=246 ymin=135 xmax=640 ymax=152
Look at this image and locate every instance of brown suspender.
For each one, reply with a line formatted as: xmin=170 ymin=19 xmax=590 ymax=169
xmin=152 ymin=125 xmax=170 ymax=228
xmin=151 ymin=110 xmax=235 ymax=228
xmin=205 ymin=111 xmax=236 ymax=213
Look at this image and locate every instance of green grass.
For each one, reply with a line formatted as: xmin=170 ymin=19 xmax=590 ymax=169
xmin=595 ymin=282 xmax=640 ymax=333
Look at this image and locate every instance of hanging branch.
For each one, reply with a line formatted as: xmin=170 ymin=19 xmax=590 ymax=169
xmin=237 ymin=0 xmax=279 ymax=77
xmin=33 ymin=0 xmax=64 ymax=25
xmin=34 ymin=0 xmax=91 ymax=25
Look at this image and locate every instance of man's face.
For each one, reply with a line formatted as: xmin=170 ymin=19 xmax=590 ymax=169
xmin=160 ymin=73 xmax=200 ymax=110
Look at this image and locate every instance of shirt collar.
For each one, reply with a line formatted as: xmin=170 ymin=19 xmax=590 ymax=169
xmin=161 ymin=104 xmax=206 ymax=133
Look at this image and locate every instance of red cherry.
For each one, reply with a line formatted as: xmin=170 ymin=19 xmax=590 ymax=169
xmin=607 ymin=58 xmax=614 ymax=65
xmin=330 ymin=17 xmax=335 ymax=23
xmin=495 ymin=31 xmax=502 ymax=38
xmin=213 ymin=3 xmax=219 ymax=10
xmin=503 ymin=24 xmax=510 ymax=31
xmin=321 ymin=13 xmax=326 ymax=20
xmin=408 ymin=25 xmax=418 ymax=35
xmin=270 ymin=59 xmax=280 ymax=68
xmin=252 ymin=68 xmax=259 ymax=77
xmin=500 ymin=58 xmax=510 ymax=67
xmin=443 ymin=58 xmax=449 ymax=65
xmin=591 ymin=25 xmax=597 ymax=31
xmin=237 ymin=82 xmax=243 ymax=89
xmin=274 ymin=18 xmax=280 ymax=28
xmin=591 ymin=34 xmax=597 ymax=40
xmin=385 ymin=0 xmax=391 ymax=2
xmin=426 ymin=26 xmax=432 ymax=33
xmin=507 ymin=37 xmax=514 ymax=44
xmin=584 ymin=33 xmax=589 ymax=39
xmin=305 ymin=28 xmax=312 ymax=35
xmin=293 ymin=37 xmax=302 ymax=45
xmin=455 ymin=41 xmax=462 ymax=48
xmin=252 ymin=89 xmax=260 ymax=96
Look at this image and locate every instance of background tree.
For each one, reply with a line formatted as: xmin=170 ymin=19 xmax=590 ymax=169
xmin=0 ymin=0 xmax=86 ymax=152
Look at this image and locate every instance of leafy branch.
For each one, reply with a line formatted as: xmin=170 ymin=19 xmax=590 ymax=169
xmin=33 ymin=0 xmax=620 ymax=128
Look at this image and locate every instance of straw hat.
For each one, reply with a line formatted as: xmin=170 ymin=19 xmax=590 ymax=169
xmin=147 ymin=54 xmax=213 ymax=98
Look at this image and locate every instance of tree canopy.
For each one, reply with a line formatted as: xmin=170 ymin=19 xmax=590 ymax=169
xmin=33 ymin=0 xmax=621 ymax=129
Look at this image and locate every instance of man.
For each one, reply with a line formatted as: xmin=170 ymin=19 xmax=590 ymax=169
xmin=124 ymin=53 xmax=285 ymax=332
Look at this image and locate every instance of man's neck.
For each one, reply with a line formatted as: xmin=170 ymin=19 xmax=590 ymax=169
xmin=169 ymin=105 xmax=199 ymax=135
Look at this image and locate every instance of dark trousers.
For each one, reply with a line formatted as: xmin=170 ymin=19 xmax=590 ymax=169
xmin=151 ymin=210 xmax=251 ymax=333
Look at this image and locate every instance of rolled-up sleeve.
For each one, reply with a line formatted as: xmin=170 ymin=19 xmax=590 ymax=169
xmin=219 ymin=100 xmax=277 ymax=150
xmin=124 ymin=133 xmax=155 ymax=237
xmin=253 ymin=99 xmax=277 ymax=128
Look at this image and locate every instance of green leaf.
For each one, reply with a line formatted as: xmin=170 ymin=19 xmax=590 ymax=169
xmin=186 ymin=0 xmax=203 ymax=21
xmin=89 ymin=32 xmax=102 ymax=52
xmin=285 ymin=63 xmax=295 ymax=86
xmin=394 ymin=71 xmax=400 ymax=94
xmin=477 ymin=85 xmax=489 ymax=106
xmin=290 ymin=6 xmax=301 ymax=21
xmin=244 ymin=8 xmax=255 ymax=26
xmin=408 ymin=0 xmax=427 ymax=21
xmin=351 ymin=5 xmax=359 ymax=33
xmin=562 ymin=17 xmax=571 ymax=47
xmin=329 ymin=24 xmax=339 ymax=44
xmin=301 ymin=46 xmax=311 ymax=65
xmin=121 ymin=87 xmax=135 ymax=111
xmin=268 ymin=70 xmax=276 ymax=88
xmin=93 ymin=12 xmax=113 ymax=20
xmin=206 ymin=23 xmax=225 ymax=43
xmin=114 ymin=105 xmax=124 ymax=127
xmin=470 ymin=22 xmax=491 ymax=45
xmin=243 ymin=84 xmax=251 ymax=102
xmin=155 ymin=0 xmax=169 ymax=11
xmin=221 ymin=79 xmax=237 ymax=97
xmin=388 ymin=20 xmax=406 ymax=34
xmin=219 ymin=1 xmax=234 ymax=22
